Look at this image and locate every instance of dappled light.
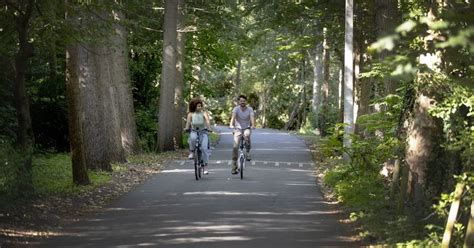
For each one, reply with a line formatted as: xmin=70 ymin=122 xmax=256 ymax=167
xmin=160 ymin=236 xmax=253 ymax=245
xmin=1 ymin=0 xmax=471 ymax=247
xmin=183 ymin=191 xmax=277 ymax=196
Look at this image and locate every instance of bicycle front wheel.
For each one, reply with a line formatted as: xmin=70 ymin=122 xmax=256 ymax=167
xmin=198 ymin=150 xmax=203 ymax=178
xmin=194 ymin=150 xmax=199 ymax=180
xmin=239 ymin=156 xmax=245 ymax=180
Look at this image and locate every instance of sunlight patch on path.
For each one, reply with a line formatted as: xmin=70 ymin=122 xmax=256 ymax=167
xmin=183 ymin=191 xmax=277 ymax=196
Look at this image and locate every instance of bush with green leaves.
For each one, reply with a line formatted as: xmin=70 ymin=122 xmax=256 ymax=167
xmin=32 ymin=153 xmax=112 ymax=196
xmin=0 ymin=138 xmax=22 ymax=199
xmin=135 ymin=107 xmax=159 ymax=152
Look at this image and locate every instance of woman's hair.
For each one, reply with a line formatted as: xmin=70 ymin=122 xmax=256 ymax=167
xmin=189 ymin=97 xmax=203 ymax=112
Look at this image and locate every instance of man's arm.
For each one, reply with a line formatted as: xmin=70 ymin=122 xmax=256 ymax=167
xmin=250 ymin=114 xmax=256 ymax=129
xmin=229 ymin=111 xmax=236 ymax=128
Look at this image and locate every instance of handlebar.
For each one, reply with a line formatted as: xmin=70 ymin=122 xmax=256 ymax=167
xmin=230 ymin=126 xmax=253 ymax=131
xmin=184 ymin=128 xmax=211 ymax=133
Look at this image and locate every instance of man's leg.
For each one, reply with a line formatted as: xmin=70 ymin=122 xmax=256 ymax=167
xmin=243 ymin=129 xmax=252 ymax=160
xmin=231 ymin=131 xmax=241 ymax=173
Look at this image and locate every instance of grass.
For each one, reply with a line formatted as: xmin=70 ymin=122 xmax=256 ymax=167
xmin=32 ymin=153 xmax=112 ymax=196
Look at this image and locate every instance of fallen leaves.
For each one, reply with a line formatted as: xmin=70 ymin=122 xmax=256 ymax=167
xmin=0 ymin=149 xmax=188 ymax=247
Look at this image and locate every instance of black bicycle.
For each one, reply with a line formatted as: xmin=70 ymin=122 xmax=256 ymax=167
xmin=186 ymin=127 xmax=209 ymax=180
xmin=234 ymin=127 xmax=251 ymax=179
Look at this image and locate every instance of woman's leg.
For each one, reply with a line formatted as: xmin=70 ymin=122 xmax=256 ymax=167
xmin=188 ymin=131 xmax=197 ymax=158
xmin=201 ymin=133 xmax=210 ymax=164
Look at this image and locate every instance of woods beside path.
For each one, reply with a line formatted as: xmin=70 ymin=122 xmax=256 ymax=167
xmin=1 ymin=0 xmax=473 ymax=247
xmin=2 ymin=127 xmax=362 ymax=247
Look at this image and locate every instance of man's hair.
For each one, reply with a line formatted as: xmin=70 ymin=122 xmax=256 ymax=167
xmin=189 ymin=97 xmax=203 ymax=112
xmin=238 ymin=95 xmax=247 ymax=100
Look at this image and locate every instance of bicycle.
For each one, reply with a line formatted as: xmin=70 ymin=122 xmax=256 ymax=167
xmin=186 ymin=127 xmax=209 ymax=181
xmin=233 ymin=127 xmax=251 ymax=180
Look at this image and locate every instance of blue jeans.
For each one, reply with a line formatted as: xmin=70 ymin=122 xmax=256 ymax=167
xmin=188 ymin=131 xmax=210 ymax=164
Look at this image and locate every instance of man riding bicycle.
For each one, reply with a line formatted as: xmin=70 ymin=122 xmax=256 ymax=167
xmin=229 ymin=95 xmax=256 ymax=175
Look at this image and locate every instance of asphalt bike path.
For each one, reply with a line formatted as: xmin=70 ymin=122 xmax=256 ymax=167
xmin=38 ymin=126 xmax=360 ymax=247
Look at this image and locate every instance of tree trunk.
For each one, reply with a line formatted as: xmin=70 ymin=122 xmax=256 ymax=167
xmin=319 ymin=27 xmax=330 ymax=136
xmin=110 ymin=10 xmax=141 ymax=155
xmin=405 ymin=93 xmax=443 ymax=215
xmin=343 ymin=0 xmax=355 ymax=158
xmin=12 ymin=0 xmax=35 ymax=194
xmin=375 ymin=0 xmax=399 ymax=95
xmin=355 ymin=37 xmax=372 ymax=135
xmin=338 ymin=66 xmax=343 ymax=123
xmin=80 ymin=42 xmax=107 ymax=170
xmin=390 ymin=159 xmax=401 ymax=198
xmin=67 ymin=6 xmax=126 ymax=171
xmin=398 ymin=161 xmax=409 ymax=213
xmin=297 ymin=54 xmax=307 ymax=130
xmin=158 ymin=0 xmax=178 ymax=152
xmin=96 ymin=41 xmax=126 ymax=166
xmin=441 ymin=182 xmax=465 ymax=248
xmin=464 ymin=200 xmax=474 ymax=248
xmin=312 ymin=37 xmax=323 ymax=129
xmin=65 ymin=43 xmax=90 ymax=185
xmin=174 ymin=0 xmax=186 ymax=149
xmin=353 ymin=45 xmax=360 ymax=131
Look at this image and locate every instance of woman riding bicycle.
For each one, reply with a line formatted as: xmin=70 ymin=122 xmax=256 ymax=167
xmin=184 ymin=97 xmax=212 ymax=175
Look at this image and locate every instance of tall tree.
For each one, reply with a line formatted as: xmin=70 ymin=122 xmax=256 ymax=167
xmin=174 ymin=0 xmax=186 ymax=149
xmin=343 ymin=0 xmax=354 ymax=156
xmin=6 ymin=0 xmax=36 ymax=193
xmin=404 ymin=0 xmax=445 ymax=215
xmin=65 ymin=42 xmax=90 ymax=185
xmin=96 ymin=40 xmax=126 ymax=166
xmin=66 ymin=2 xmax=128 ymax=171
xmin=319 ymin=27 xmax=330 ymax=136
xmin=375 ymin=0 xmax=399 ymax=95
xmin=312 ymin=35 xmax=323 ymax=128
xmin=110 ymin=10 xmax=141 ymax=155
xmin=158 ymin=0 xmax=178 ymax=151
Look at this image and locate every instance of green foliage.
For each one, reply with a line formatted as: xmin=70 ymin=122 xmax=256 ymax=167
xmin=325 ymin=165 xmax=387 ymax=210
xmin=0 ymin=138 xmax=22 ymax=198
xmin=32 ymin=153 xmax=111 ymax=196
xmin=320 ymin=123 xmax=344 ymax=157
xmin=429 ymin=83 xmax=474 ymax=171
xmin=135 ymin=107 xmax=158 ymax=152
xmin=425 ymin=173 xmax=474 ymax=247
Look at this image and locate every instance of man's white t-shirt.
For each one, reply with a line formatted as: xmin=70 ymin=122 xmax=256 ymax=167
xmin=232 ymin=106 xmax=254 ymax=129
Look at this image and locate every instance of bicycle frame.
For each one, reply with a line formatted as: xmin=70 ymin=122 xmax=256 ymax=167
xmin=187 ymin=128 xmax=208 ymax=180
xmin=234 ymin=127 xmax=251 ymax=179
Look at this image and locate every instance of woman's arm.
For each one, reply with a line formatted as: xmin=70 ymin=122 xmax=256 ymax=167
xmin=184 ymin=112 xmax=192 ymax=130
xmin=204 ymin=112 xmax=211 ymax=130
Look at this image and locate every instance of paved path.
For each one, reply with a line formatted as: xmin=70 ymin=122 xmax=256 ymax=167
xmin=38 ymin=126 xmax=359 ymax=247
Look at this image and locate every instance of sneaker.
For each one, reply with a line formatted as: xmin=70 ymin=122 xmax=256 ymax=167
xmin=203 ymin=164 xmax=209 ymax=175
xmin=188 ymin=152 xmax=194 ymax=159
xmin=246 ymin=151 xmax=251 ymax=161
xmin=231 ymin=162 xmax=239 ymax=174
